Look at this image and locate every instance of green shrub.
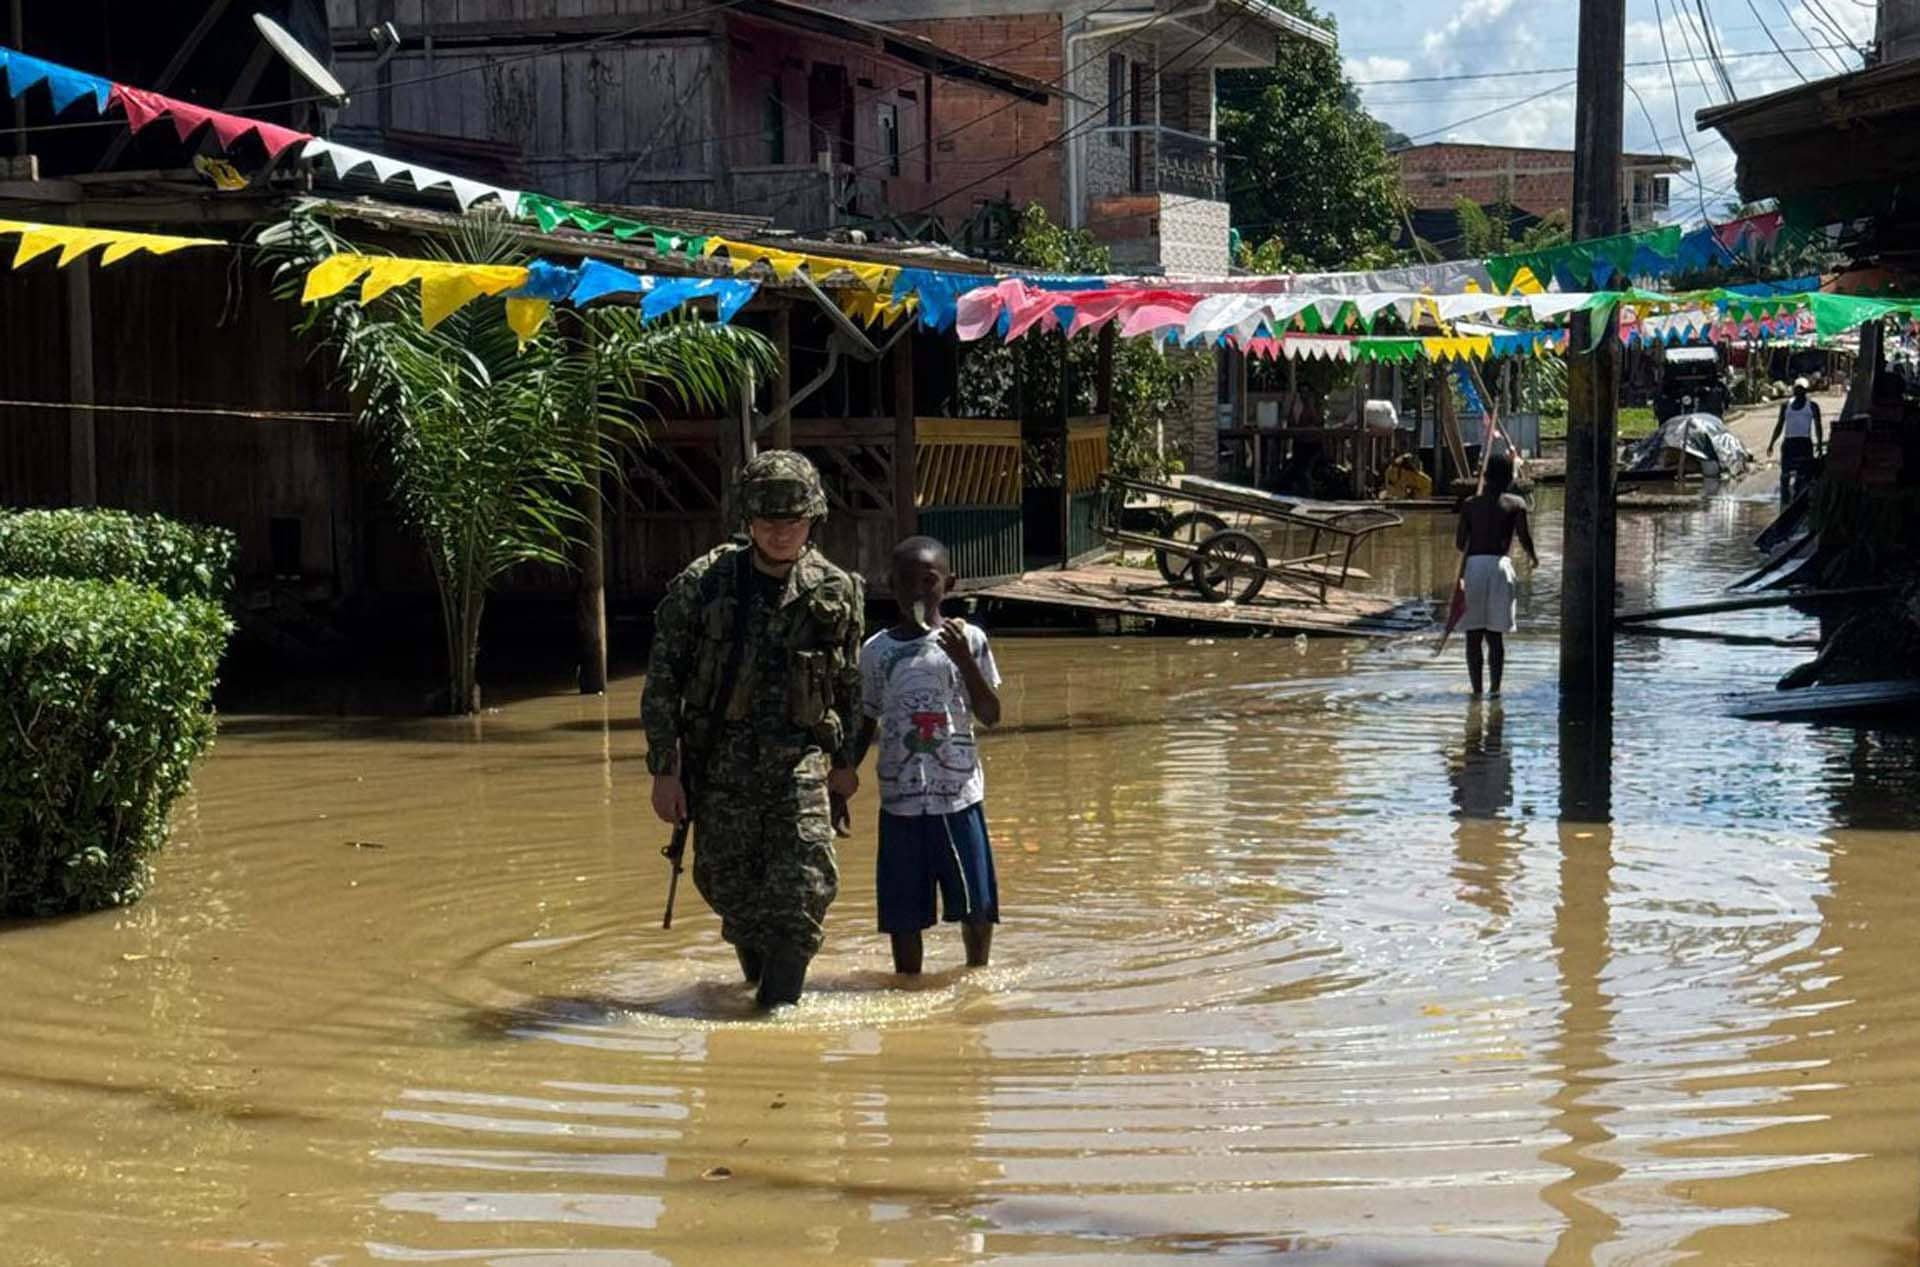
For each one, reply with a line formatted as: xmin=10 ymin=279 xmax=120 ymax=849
xmin=0 ymin=578 xmax=231 ymax=915
xmin=0 ymin=508 xmax=235 ymax=603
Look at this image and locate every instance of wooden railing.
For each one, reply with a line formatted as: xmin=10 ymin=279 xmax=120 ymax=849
xmin=1067 ymin=415 xmax=1111 ymax=495
xmin=915 ymin=417 xmax=1021 ymax=507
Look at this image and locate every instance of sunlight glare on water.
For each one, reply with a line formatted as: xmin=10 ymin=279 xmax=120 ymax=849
xmin=2 ymin=488 xmax=1918 ymax=1265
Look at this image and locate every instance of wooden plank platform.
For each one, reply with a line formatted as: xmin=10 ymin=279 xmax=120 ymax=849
xmin=1728 ymin=680 xmax=1920 ymax=721
xmin=979 ymin=564 xmax=1433 ymax=637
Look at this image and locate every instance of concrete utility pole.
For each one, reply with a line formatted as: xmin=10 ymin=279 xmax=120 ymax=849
xmin=1562 ymin=0 xmax=1626 ymax=711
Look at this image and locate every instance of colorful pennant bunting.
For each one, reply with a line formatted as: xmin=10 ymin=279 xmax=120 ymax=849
xmin=0 ymin=218 xmax=223 ymax=269
xmin=110 ymin=84 xmax=309 ymax=160
xmin=0 ymin=47 xmax=111 ymax=113
xmin=303 ymin=139 xmax=520 ymax=212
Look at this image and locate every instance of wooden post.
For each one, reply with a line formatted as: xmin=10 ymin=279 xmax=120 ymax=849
xmin=892 ymin=328 xmax=917 ymax=542
xmin=1562 ymin=0 xmax=1626 ymax=709
xmin=575 ymin=468 xmax=608 ymax=695
xmin=769 ymin=304 xmax=793 ymax=449
xmin=1842 ymin=319 xmax=1881 ymax=420
xmin=562 ymin=312 xmax=607 ymax=694
xmin=1095 ymin=323 xmax=1115 ymax=415
xmin=65 ymin=214 xmax=96 ymax=506
xmin=1057 ymin=346 xmax=1072 ymax=567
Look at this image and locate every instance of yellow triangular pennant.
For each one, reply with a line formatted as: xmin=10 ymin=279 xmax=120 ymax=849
xmin=506 ymin=297 xmax=552 ymax=345
xmin=303 ymin=253 xmax=373 ymax=303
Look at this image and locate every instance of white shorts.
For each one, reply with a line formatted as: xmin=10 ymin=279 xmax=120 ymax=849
xmin=1463 ymin=555 xmax=1517 ymax=633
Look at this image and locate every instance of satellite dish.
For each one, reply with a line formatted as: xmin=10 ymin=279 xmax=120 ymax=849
xmin=254 ymin=14 xmax=349 ymax=108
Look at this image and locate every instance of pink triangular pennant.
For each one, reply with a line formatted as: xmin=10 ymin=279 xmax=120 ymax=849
xmin=107 ymin=84 xmax=310 ymax=161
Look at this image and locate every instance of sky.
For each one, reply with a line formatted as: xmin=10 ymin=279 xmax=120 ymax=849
xmin=1317 ymin=0 xmax=1878 ymax=221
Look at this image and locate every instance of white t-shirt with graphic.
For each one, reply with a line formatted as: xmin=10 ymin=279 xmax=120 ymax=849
xmin=859 ymin=622 xmax=1001 ymax=817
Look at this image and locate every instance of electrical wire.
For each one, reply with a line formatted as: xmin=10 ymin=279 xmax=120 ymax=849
xmin=499 ymin=0 xmax=1137 ymax=192
xmin=1774 ymin=0 xmax=1851 ymax=75
xmin=1656 ymin=0 xmax=1713 ymax=220
xmin=1743 ymin=0 xmax=1812 ymax=81
xmin=1346 ymin=43 xmax=1870 ymax=84
xmin=1398 ymin=78 xmax=1578 ymax=144
xmin=1672 ymin=2 xmax=1727 ymax=104
xmin=787 ymin=6 xmax=1257 ymax=239
xmin=768 ymin=3 xmax=1248 ymax=233
xmin=1695 ymin=0 xmax=1740 ymax=98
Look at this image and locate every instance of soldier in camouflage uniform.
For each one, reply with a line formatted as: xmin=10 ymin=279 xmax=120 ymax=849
xmin=642 ymin=450 xmax=865 ymax=1008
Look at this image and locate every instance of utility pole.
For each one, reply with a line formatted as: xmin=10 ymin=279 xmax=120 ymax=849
xmin=1562 ymin=0 xmax=1625 ymax=712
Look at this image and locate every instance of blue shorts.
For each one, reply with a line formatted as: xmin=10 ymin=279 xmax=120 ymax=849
xmin=876 ymin=803 xmax=1000 ymax=933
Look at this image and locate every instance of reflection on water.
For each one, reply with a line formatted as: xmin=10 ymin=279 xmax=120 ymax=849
xmin=2 ymin=491 xmax=1920 ymax=1264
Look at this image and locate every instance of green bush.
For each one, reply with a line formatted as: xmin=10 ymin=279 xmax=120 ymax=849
xmin=0 ymin=579 xmax=231 ymax=915
xmin=0 ymin=508 xmax=235 ymax=603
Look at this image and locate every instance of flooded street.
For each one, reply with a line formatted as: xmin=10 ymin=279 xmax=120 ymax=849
xmin=6 ymin=486 xmax=1920 ymax=1266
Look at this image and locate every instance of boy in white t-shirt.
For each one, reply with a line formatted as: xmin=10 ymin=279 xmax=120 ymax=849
xmin=851 ymin=536 xmax=1003 ymax=974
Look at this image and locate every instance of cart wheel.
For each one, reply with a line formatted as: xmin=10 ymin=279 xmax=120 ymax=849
xmin=1195 ymin=530 xmax=1268 ymax=605
xmin=1156 ymin=511 xmax=1229 ymax=589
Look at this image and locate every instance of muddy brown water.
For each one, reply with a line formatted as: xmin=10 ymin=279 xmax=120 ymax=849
xmin=5 ymin=487 xmax=1919 ymax=1266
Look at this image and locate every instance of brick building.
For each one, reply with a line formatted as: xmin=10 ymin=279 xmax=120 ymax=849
xmin=1395 ymin=142 xmax=1692 ymax=239
xmin=837 ymin=1 xmax=1333 ymax=475
xmin=837 ymin=0 xmax=1332 ymax=275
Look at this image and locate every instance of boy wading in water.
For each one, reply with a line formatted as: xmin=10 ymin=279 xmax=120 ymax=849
xmin=1453 ymin=451 xmax=1538 ymax=697
xmin=853 ymin=537 xmax=1003 ymax=975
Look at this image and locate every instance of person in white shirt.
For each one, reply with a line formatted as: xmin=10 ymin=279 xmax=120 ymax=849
xmin=851 ymin=536 xmax=1003 ymax=975
xmin=1767 ymin=377 xmax=1824 ymax=509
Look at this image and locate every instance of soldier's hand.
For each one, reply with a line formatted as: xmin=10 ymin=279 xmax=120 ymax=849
xmin=936 ymin=617 xmax=974 ymax=667
xmin=650 ymin=774 xmax=688 ymax=825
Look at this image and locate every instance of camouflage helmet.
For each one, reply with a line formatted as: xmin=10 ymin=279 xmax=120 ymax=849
xmin=738 ymin=449 xmax=828 ymax=520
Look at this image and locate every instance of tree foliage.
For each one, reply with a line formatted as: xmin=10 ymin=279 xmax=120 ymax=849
xmin=262 ymin=211 xmax=773 ymax=714
xmin=1441 ymin=198 xmax=1571 ymax=262
xmin=955 ymin=205 xmax=1204 ymax=480
xmin=1217 ymin=0 xmax=1406 ymax=269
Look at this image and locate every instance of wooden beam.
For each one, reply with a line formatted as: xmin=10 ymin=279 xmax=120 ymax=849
xmin=95 ymin=0 xmax=236 ymax=171
xmin=892 ymin=328 xmax=916 ymax=540
xmin=769 ymin=305 xmax=793 ymax=449
xmin=65 ymin=212 xmax=95 ymax=506
xmin=0 ymin=178 xmax=80 ymax=202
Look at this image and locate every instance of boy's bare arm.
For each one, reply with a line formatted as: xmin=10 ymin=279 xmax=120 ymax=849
xmin=851 ymin=716 xmax=878 ymax=769
xmin=937 ymin=619 xmax=1001 ymax=727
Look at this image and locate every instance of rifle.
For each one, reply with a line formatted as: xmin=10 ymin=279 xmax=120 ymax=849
xmin=661 ymin=550 xmax=755 ymax=929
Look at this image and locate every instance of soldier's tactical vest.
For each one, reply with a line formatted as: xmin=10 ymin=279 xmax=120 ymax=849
xmin=680 ymin=543 xmax=862 ymax=756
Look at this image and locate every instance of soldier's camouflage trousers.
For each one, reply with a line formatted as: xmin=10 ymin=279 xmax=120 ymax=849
xmin=691 ymin=749 xmax=838 ymax=958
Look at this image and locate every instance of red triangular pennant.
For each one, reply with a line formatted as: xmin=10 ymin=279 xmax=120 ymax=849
xmin=107 ymin=84 xmax=310 ymax=161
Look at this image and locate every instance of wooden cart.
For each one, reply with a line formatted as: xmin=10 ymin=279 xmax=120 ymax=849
xmin=1093 ymin=473 xmax=1404 ymax=606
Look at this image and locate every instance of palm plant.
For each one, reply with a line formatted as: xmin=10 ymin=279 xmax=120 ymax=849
xmin=262 ymin=211 xmax=773 ymax=713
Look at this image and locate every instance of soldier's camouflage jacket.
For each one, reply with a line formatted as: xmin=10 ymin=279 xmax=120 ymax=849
xmin=642 ymin=541 xmax=864 ymax=781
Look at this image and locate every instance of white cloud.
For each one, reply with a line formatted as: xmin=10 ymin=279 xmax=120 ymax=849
xmin=1343 ymin=54 xmax=1411 ymax=83
xmin=1421 ymin=0 xmax=1520 ymax=59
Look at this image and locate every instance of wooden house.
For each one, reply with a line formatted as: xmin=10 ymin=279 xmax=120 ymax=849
xmin=323 ymin=0 xmax=1053 ymax=234
xmin=0 ymin=3 xmax=1110 ymax=673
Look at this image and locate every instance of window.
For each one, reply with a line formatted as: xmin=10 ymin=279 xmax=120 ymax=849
xmin=1107 ymin=52 xmax=1126 ymax=147
xmin=879 ymin=102 xmax=900 ymax=176
xmin=762 ymin=75 xmax=785 ymax=164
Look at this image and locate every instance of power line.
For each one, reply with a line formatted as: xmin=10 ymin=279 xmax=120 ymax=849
xmin=1774 ymin=0 xmax=1851 ymax=75
xmin=1398 ymin=79 xmax=1578 ymax=144
xmin=1656 ymin=0 xmax=1713 ymax=219
xmin=792 ymin=6 xmax=1255 ymax=239
xmin=493 ymin=0 xmax=1135 ymax=191
xmin=1695 ymin=0 xmax=1739 ymax=98
xmin=248 ymin=0 xmax=756 ymax=113
xmin=0 ymin=0 xmax=757 ymax=139
xmin=770 ymin=2 xmax=1240 ymax=232
xmin=1672 ymin=2 xmax=1727 ymax=105
xmin=1348 ymin=42 xmax=1862 ymax=85
xmin=1745 ymin=0 xmax=1812 ymax=82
